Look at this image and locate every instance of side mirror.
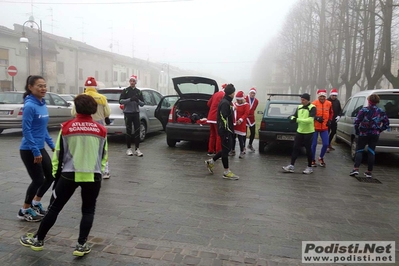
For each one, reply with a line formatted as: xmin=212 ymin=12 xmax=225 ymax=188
xmin=67 ymin=102 xmax=72 ymax=107
xmin=257 ymin=110 xmax=264 ymax=115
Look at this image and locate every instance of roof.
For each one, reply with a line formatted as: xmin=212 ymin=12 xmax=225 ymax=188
xmin=352 ymin=89 xmax=399 ymax=97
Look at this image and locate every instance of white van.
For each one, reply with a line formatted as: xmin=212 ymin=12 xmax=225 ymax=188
xmin=336 ymin=89 xmax=399 ymax=160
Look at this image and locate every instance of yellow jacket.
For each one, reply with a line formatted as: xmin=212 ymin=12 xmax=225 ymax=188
xmin=71 ymin=87 xmax=111 ymax=123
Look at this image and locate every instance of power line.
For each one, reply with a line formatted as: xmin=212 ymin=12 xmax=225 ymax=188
xmin=0 ymin=0 xmax=192 ymax=4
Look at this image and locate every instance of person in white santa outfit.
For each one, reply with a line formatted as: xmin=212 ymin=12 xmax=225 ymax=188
xmin=231 ymin=91 xmax=250 ymax=158
xmin=245 ymin=87 xmax=259 ymax=152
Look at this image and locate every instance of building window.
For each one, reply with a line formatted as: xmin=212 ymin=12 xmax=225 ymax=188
xmin=121 ymin=72 xmax=126 ymax=82
xmin=70 ymin=86 xmax=76 ymax=94
xmin=79 ymin=86 xmax=84 ymax=94
xmin=105 ymin=71 xmax=108 ymax=82
xmin=95 ymin=70 xmax=99 ymax=80
xmin=57 ymin=62 xmax=64 ymax=74
xmin=0 ymin=48 xmax=9 ymax=66
xmin=49 ymin=86 xmax=55 ymax=92
xmin=113 ymin=71 xmax=118 ymax=82
xmin=79 ymin=68 xmax=83 ymax=80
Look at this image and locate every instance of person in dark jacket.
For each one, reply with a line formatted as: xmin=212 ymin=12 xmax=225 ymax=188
xmin=349 ymin=94 xmax=389 ymax=178
xmin=205 ymin=84 xmax=239 ymax=180
xmin=327 ymin=88 xmax=342 ymax=152
xmin=119 ymin=75 xmax=144 ymax=157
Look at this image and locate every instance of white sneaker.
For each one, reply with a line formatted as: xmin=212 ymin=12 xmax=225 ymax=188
xmin=134 ymin=148 xmax=143 ymax=157
xmin=103 ymin=172 xmax=110 ymax=179
xmin=126 ymin=148 xmax=133 ymax=156
xmin=303 ymin=167 xmax=313 ymax=174
xmin=282 ymin=165 xmax=294 ymax=173
xmin=239 ymin=152 xmax=245 ymax=158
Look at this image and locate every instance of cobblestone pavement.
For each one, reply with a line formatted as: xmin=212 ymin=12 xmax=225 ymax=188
xmin=0 ymin=129 xmax=398 ymax=266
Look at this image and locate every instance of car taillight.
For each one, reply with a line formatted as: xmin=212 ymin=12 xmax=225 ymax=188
xmin=18 ymin=108 xmax=23 ymax=116
xmin=260 ymin=121 xmax=266 ymax=130
xmin=168 ymin=106 xmax=175 ymax=122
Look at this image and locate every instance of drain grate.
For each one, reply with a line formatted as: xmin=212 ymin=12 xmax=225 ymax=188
xmin=354 ymin=176 xmax=382 ymax=184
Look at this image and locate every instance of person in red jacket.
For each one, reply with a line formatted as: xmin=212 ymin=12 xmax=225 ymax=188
xmin=311 ymin=89 xmax=333 ymax=167
xmin=206 ymin=83 xmax=226 ymax=156
xmin=231 ymin=91 xmax=250 ymax=158
xmin=245 ymin=87 xmax=259 ymax=152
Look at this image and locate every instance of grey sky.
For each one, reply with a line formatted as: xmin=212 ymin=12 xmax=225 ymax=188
xmin=1 ymin=0 xmax=297 ymax=83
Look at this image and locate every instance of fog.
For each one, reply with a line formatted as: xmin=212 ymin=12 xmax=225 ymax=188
xmin=1 ymin=0 xmax=297 ymax=83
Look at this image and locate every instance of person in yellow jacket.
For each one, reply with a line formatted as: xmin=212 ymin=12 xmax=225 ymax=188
xmin=72 ymin=77 xmax=111 ymax=178
xmin=282 ymin=93 xmax=316 ymax=174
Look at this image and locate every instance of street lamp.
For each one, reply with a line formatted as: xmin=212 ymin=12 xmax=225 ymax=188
xmin=20 ymin=16 xmax=44 ymax=77
xmin=161 ymin=63 xmax=170 ymax=94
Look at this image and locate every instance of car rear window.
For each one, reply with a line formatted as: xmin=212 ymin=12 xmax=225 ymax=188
xmin=267 ymin=103 xmax=298 ymax=117
xmin=378 ymin=94 xmax=399 ymax=119
xmin=177 ymin=83 xmax=215 ymax=95
xmin=97 ymin=90 xmax=122 ymax=102
xmin=0 ymin=92 xmax=24 ymax=104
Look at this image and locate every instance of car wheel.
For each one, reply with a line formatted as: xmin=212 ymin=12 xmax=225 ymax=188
xmin=167 ymin=137 xmax=176 ymax=147
xmin=139 ymin=121 xmax=147 ymax=142
xmin=259 ymin=141 xmax=266 ymax=153
xmin=351 ymin=137 xmax=357 ymax=161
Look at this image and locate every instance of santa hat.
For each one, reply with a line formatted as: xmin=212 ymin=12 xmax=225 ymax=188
xmin=330 ymin=88 xmax=338 ymax=96
xmin=317 ymin=89 xmax=327 ymax=97
xmin=249 ymin=87 xmax=257 ymax=94
xmin=129 ymin=75 xmax=137 ymax=81
xmin=221 ymin=83 xmax=227 ymax=89
xmin=236 ymin=91 xmax=244 ymax=100
xmin=84 ymin=76 xmax=97 ymax=87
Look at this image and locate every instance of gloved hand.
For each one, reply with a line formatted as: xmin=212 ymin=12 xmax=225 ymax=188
xmin=326 ymin=120 xmax=332 ymax=127
xmin=315 ymin=116 xmax=324 ymax=123
xmin=130 ymin=96 xmax=139 ymax=102
xmin=335 ymin=116 xmax=340 ymax=122
xmin=288 ymin=116 xmax=297 ymax=123
xmin=105 ymin=117 xmax=111 ymax=125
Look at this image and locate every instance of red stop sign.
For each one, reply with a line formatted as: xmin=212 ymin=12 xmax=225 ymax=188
xmin=7 ymin=66 xmax=18 ymax=77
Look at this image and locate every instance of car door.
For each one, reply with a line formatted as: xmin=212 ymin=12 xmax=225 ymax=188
xmin=48 ymin=93 xmax=72 ymax=125
xmin=141 ymin=90 xmax=159 ymax=131
xmin=155 ymin=95 xmax=179 ymax=130
xmin=150 ymin=91 xmax=166 ymax=131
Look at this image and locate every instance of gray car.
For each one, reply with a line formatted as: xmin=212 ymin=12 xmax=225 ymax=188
xmin=0 ymin=91 xmax=72 ymax=134
xmin=97 ymin=87 xmax=164 ymax=141
xmin=336 ymin=89 xmax=399 ymax=160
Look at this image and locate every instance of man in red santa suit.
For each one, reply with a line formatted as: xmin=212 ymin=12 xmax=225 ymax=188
xmin=245 ymin=87 xmax=259 ymax=152
xmin=206 ymin=83 xmax=226 ymax=156
xmin=231 ymin=91 xmax=250 ymax=158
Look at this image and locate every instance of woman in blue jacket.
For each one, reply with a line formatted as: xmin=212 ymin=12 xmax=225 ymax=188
xmin=18 ymin=75 xmax=55 ymax=222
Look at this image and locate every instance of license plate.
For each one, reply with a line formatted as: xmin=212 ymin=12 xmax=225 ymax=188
xmin=277 ymin=134 xmax=295 ymax=141
xmin=0 ymin=111 xmax=10 ymax=115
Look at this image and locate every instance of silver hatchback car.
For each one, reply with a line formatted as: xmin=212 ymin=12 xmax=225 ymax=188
xmin=97 ymin=87 xmax=164 ymax=141
xmin=0 ymin=91 xmax=72 ymax=134
xmin=336 ymin=89 xmax=399 ymax=159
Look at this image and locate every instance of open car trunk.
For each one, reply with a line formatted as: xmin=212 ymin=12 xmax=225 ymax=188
xmin=174 ymin=99 xmax=209 ymax=124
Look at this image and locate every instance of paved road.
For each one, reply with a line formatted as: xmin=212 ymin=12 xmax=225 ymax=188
xmin=0 ymin=129 xmax=398 ymax=266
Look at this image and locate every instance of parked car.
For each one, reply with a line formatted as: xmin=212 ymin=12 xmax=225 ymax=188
xmin=336 ymin=89 xmax=399 ymax=160
xmin=258 ymin=94 xmax=302 ymax=152
xmin=0 ymin=91 xmax=72 ymax=134
xmin=59 ymin=94 xmax=76 ymax=106
xmin=154 ymin=76 xmax=218 ymax=147
xmin=97 ymin=87 xmax=164 ymax=141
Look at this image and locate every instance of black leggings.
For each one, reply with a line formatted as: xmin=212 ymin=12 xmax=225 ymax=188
xmin=232 ymin=134 xmax=246 ymax=152
xmin=124 ymin=112 xmax=140 ymax=149
xmin=20 ymin=149 xmax=53 ymax=205
xmin=291 ymin=133 xmax=313 ymax=167
xmin=247 ymin=125 xmax=256 ymax=145
xmin=213 ymin=134 xmax=231 ymax=169
xmin=354 ymin=135 xmax=379 ymax=171
xmin=328 ymin=120 xmax=338 ymax=145
xmin=36 ymin=176 xmax=101 ymax=244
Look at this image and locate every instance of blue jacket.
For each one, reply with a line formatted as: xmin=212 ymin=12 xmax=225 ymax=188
xmin=20 ymin=94 xmax=55 ymax=156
